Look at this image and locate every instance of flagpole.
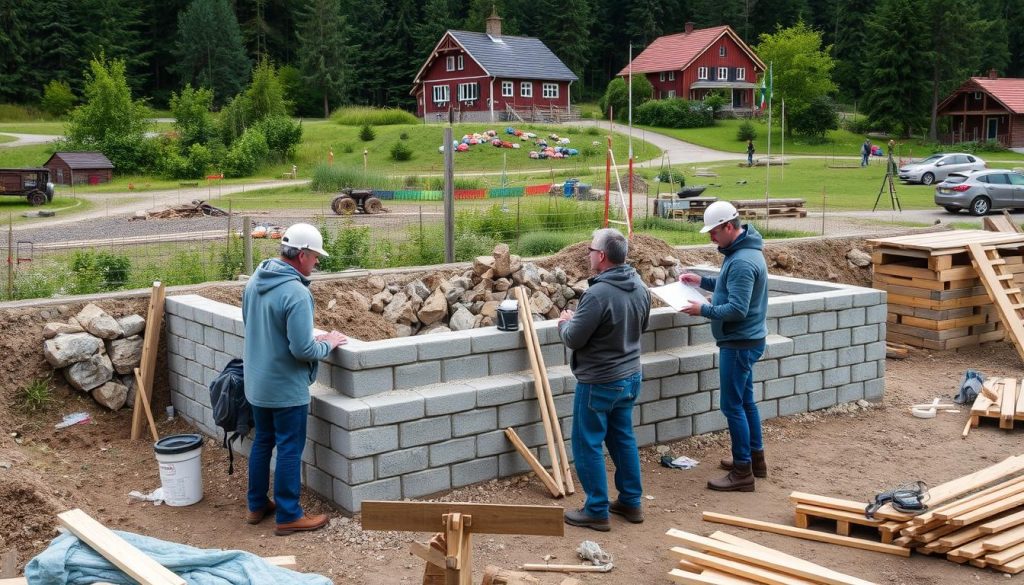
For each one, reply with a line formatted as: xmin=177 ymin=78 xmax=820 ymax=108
xmin=628 ymin=44 xmax=634 ymax=229
xmin=780 ymin=98 xmax=785 ymax=182
xmin=764 ymin=63 xmax=772 ymax=234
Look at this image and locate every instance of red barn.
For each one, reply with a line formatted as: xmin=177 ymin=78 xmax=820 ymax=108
xmin=43 ymin=152 xmax=114 ymax=185
xmin=618 ymin=23 xmax=766 ymax=115
xmin=411 ymin=10 xmax=578 ymax=123
xmin=937 ymin=70 xmax=1024 ymax=148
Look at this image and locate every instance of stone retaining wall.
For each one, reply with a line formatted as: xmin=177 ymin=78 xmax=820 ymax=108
xmin=165 ymin=272 xmax=886 ymax=512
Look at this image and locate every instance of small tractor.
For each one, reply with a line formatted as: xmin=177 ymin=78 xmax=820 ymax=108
xmin=0 ymin=168 xmax=55 ymax=206
xmin=331 ymin=188 xmax=383 ymax=215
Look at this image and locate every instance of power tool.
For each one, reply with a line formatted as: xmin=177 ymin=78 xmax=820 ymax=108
xmin=864 ymin=481 xmax=929 ymax=519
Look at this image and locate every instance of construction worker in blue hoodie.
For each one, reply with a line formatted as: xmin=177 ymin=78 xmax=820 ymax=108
xmin=679 ymin=201 xmax=769 ymax=492
xmin=242 ymin=223 xmax=347 ymax=535
xmin=558 ymin=228 xmax=651 ymax=531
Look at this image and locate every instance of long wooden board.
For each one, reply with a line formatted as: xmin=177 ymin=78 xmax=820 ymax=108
xmin=869 ymin=231 xmax=1024 ymax=253
xmin=360 ymin=500 xmax=564 ymax=536
xmin=669 ymin=547 xmax=815 ymax=585
xmin=131 ymin=281 xmax=166 ymax=441
xmin=701 ymin=512 xmax=910 ymax=557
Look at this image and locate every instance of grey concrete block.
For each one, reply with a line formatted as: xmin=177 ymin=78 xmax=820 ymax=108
xmin=418 ymin=331 xmax=473 ymax=360
xmin=333 ymin=366 xmax=394 ymax=398
xmin=693 ymin=410 xmax=728 ymax=434
xmin=689 ymin=324 xmax=715 ymax=345
xmin=866 ymin=304 xmax=887 ymax=324
xmin=313 ymin=394 xmax=371 ymax=429
xmin=186 ymin=359 xmax=202 ymax=384
xmin=212 ymin=350 xmax=231 ymax=372
xmin=851 ymin=324 xmax=880 ymax=345
xmin=792 ymin=333 xmax=823 ymax=354
xmin=394 ymin=361 xmax=441 ymax=389
xmin=655 ymin=328 xmax=688 ymax=351
xmin=331 ymin=425 xmax=398 ymax=458
xmin=764 ymin=336 xmax=795 ymax=359
xmin=454 ymin=457 xmax=498 ymax=487
xmin=166 ymin=315 xmax=187 ymax=337
xmin=400 ymin=416 xmax=452 ymax=448
xmin=766 ymin=300 xmax=794 ymax=318
xmin=477 ymin=429 xmax=514 ymax=456
xmin=640 ymin=331 xmax=655 ymax=353
xmin=472 ymin=328 xmax=525 ymax=352
xmin=854 ymin=290 xmax=884 ymax=307
xmin=402 ymin=467 xmax=451 ymax=499
xmin=752 ymin=359 xmax=778 ymax=382
xmin=795 ymin=371 xmax=823 ymax=394
xmin=417 ymin=383 xmax=477 ymax=416
xmin=304 ymin=464 xmax=333 ymax=499
xmin=364 ymin=391 xmax=424 ymax=424
xmin=823 ymin=293 xmax=855 ymax=310
xmin=864 ymin=378 xmax=885 ymax=401
xmin=779 ymin=355 xmax=809 ymax=377
xmin=377 ymin=446 xmax=428 ymax=478
xmin=790 ymin=296 xmax=825 ymax=314
xmin=757 ymin=399 xmax=778 ymax=421
xmin=865 ymin=341 xmax=886 ymax=362
xmin=471 ymin=376 xmax=524 ymax=407
xmin=656 ymin=417 xmax=692 ymax=442
xmin=498 ymin=401 xmax=542 ymax=428
xmin=540 ymin=343 xmax=566 ymax=367
xmin=453 ymin=408 xmax=497 ymax=437
xmin=669 ymin=345 xmax=716 ymax=373
xmin=838 ymin=382 xmax=865 ymax=403
xmin=808 ymin=350 xmax=838 ymax=371
xmin=823 ymin=328 xmax=852 ymax=350
xmin=779 ymin=393 xmax=808 ymax=416
xmin=838 ymin=308 xmax=866 ymax=328
xmin=204 ymin=327 xmax=224 ymax=351
xmin=186 ymin=320 xmax=204 ymax=344
xmin=641 ymin=353 xmax=679 ymax=379
xmin=168 ymin=353 xmax=187 ymax=377
xmin=639 ymin=378 xmax=661 ymax=403
xmin=307 ymin=416 xmax=331 ymax=446
xmin=641 ymin=398 xmax=677 ymax=424
xmin=178 ymin=338 xmax=196 ymax=360
xmin=808 ymin=387 xmax=837 ymax=411
xmin=223 ymin=333 xmax=244 ymax=358
xmin=315 ymin=445 xmax=374 ymax=483
xmin=302 ymin=439 xmax=315 ymax=465
xmin=554 ymin=393 xmax=573 ymax=419
xmin=335 ymin=477 xmax=401 ymax=513
xmin=441 ymin=355 xmax=489 ymax=382
xmin=808 ymin=311 xmax=837 ymax=333
xmin=824 ymin=366 xmax=852 ymax=388
xmin=764 ymin=377 xmax=795 ymax=399
xmin=679 ymin=392 xmax=711 ymax=416
xmin=488 ymin=348 xmax=531 ymax=375
xmin=512 ymin=421 xmax=550 ymax=448
xmin=634 ymin=423 xmax=656 ymax=447
xmin=837 ymin=345 xmax=865 ymax=367
xmin=851 ymin=361 xmax=876 ymax=383
xmin=430 ymin=437 xmax=477 ymax=466
xmin=699 ymin=369 xmax=720 ymax=391
xmin=534 ymin=320 xmax=563 ymax=344
xmin=778 ymin=315 xmax=809 ymax=336
xmin=355 ymin=339 xmax=421 ymax=369
xmin=647 ymin=310 xmax=676 ymax=331
xmin=660 ymin=373 xmax=699 ymax=398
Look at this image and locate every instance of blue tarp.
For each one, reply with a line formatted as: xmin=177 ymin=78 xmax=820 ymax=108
xmin=26 ymin=530 xmax=332 ymax=585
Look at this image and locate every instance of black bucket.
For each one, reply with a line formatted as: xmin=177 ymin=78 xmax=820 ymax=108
xmin=496 ymin=307 xmax=520 ymax=332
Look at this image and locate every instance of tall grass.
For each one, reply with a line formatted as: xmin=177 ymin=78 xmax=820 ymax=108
xmin=331 ymin=106 xmax=419 ymax=126
xmin=0 ymin=104 xmax=52 ymax=122
xmin=310 ymin=163 xmax=399 ymax=191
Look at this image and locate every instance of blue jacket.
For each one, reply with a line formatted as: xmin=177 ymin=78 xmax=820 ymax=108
xmin=699 ymin=224 xmax=768 ymax=346
xmin=242 ymin=258 xmax=331 ymax=408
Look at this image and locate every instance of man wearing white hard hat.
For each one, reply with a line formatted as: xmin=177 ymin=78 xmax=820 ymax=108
xmin=679 ymin=202 xmax=769 ymax=492
xmin=242 ymin=222 xmax=347 ymax=535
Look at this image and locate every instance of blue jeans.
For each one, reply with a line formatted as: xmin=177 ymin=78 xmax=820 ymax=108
xmin=861 ymin=153 xmax=869 ymax=166
xmin=571 ymin=372 xmax=643 ymax=519
xmin=248 ymin=404 xmax=308 ymax=523
xmin=719 ymin=344 xmax=766 ymax=464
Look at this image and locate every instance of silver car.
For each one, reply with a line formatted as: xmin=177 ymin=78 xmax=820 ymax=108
xmin=934 ymin=169 xmax=1024 ymax=215
xmin=899 ymin=153 xmax=987 ymax=185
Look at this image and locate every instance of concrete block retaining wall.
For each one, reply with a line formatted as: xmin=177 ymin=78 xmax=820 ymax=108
xmin=165 ymin=273 xmax=886 ymax=512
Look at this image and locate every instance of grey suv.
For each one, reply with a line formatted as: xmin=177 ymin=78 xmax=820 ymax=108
xmin=934 ymin=169 xmax=1024 ymax=215
xmin=899 ymin=153 xmax=987 ymax=185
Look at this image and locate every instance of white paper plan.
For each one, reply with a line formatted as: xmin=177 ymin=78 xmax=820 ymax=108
xmin=649 ymin=281 xmax=708 ymax=311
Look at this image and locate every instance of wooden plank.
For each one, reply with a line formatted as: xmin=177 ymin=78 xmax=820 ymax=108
xmin=669 ymin=547 xmax=815 ymax=585
xmin=869 ymin=230 xmax=1024 ymax=253
xmin=57 ymin=508 xmax=185 ymax=585
xmin=0 ymin=556 xmax=297 ymax=585
xmin=928 ymin=476 xmax=1024 ymax=521
xmin=950 ymin=491 xmax=1024 ymax=526
xmin=968 ymin=244 xmax=1024 ymax=364
xmin=788 ymin=492 xmax=866 ymax=515
xmin=360 ymin=501 xmax=564 ymax=536
xmin=503 ymin=427 xmax=562 ymax=498
xmin=668 ymin=569 xmax=755 ymax=585
xmin=698 ymin=569 xmax=761 ymax=585
xmin=701 ymin=512 xmax=910 ymax=557
xmin=982 ymin=523 xmax=1024 ymax=551
xmin=1001 ymin=378 xmax=1018 ymax=429
xmin=981 ymin=509 xmax=1024 ymax=534
xmin=709 ymin=531 xmax=854 ymax=579
xmin=131 ymin=282 xmax=165 ymax=441
xmin=986 ymin=540 xmax=1024 ymax=565
xmin=794 ymin=504 xmax=884 ymax=528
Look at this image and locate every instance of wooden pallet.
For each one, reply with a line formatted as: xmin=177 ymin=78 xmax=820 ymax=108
xmin=967 ymin=244 xmax=1024 ymax=364
xmin=969 ymin=377 xmax=1024 ymax=431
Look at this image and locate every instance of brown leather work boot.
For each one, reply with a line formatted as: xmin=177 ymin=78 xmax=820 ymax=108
xmin=609 ymin=500 xmax=644 ymax=524
xmin=719 ymin=450 xmax=767 ymax=478
xmin=274 ymin=513 xmax=329 ymax=536
xmin=708 ymin=461 xmax=755 ymax=492
xmin=245 ymin=500 xmax=276 ymax=525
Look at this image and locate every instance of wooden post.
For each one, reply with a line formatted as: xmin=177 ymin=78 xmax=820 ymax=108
xmin=242 ymin=216 xmax=253 ymax=275
xmin=6 ymin=215 xmax=12 ymax=300
xmin=131 ymin=282 xmax=166 ymax=441
xmin=443 ymin=126 xmax=454 ymax=263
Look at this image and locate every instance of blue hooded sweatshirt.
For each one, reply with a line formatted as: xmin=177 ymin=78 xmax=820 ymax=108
xmin=242 ymin=258 xmax=331 ymax=408
xmin=699 ymin=224 xmax=769 ymax=346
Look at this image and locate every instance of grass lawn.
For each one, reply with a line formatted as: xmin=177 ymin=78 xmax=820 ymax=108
xmin=0 ymin=195 xmax=93 ymax=225
xmin=0 ymin=122 xmax=65 ymax=135
xmin=0 ymin=143 xmax=56 ymax=168
xmin=0 ymin=134 xmax=15 ymax=144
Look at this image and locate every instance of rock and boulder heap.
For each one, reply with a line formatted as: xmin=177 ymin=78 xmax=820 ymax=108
xmin=42 ymin=303 xmax=145 ymax=411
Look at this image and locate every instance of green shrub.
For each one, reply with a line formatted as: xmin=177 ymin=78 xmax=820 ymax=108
xmin=217 ymin=234 xmax=245 ymax=280
xmin=390 ymin=141 xmax=413 ymax=161
xmin=20 ymin=375 xmax=56 ymax=412
xmin=657 ymin=169 xmax=685 ymax=186
xmin=737 ymin=121 xmax=757 ymax=141
xmin=342 ymin=143 xmax=354 ymax=153
xmin=359 ymin=124 xmax=376 ymax=141
xmin=585 ymin=126 xmax=601 ymax=136
xmin=600 ymin=76 xmax=653 ymax=120
xmin=399 ymin=132 xmax=409 ymax=140
xmin=635 ymin=99 xmax=713 ymax=128
xmin=255 ymin=115 xmax=303 ymax=159
xmin=70 ymin=251 xmax=131 ymax=293
xmin=223 ymin=127 xmax=270 ymax=177
xmin=163 ymin=143 xmax=213 ymax=179
xmin=319 ymin=223 xmax=371 ymax=270
xmin=515 ymin=231 xmax=575 ymax=256
xmin=703 ymin=90 xmax=728 ymax=116
xmin=844 ymin=116 xmax=873 ymax=135
xmin=945 ymin=140 xmax=1008 ymax=154
xmin=331 ymin=106 xmax=419 ymax=126
xmin=40 ymin=80 xmax=76 ymax=118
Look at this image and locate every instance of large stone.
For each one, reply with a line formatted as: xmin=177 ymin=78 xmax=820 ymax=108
xmin=107 ymin=335 xmax=143 ymax=375
xmin=117 ymin=315 xmax=146 ymax=337
xmin=420 ymin=324 xmax=451 ymax=335
xmin=382 ymin=292 xmax=409 ymax=322
xmin=394 ymin=324 xmax=414 ymax=338
xmin=449 ymin=307 xmax=476 ymax=331
xmin=479 ymin=301 xmax=500 ymax=318
xmin=370 ymin=290 xmax=393 ymax=313
xmin=367 ymin=275 xmax=386 ymax=293
xmin=493 ymin=278 xmax=511 ymax=292
xmin=44 ymin=333 xmax=103 ymax=368
xmin=42 ymin=322 xmax=85 ymax=340
xmin=847 ymin=248 xmax=872 ymax=268
xmin=493 ymin=243 xmax=512 ymax=277
xmin=571 ymin=280 xmax=589 ymax=296
xmin=530 ymin=291 xmax=554 ymax=316
xmin=422 ymin=273 xmax=444 ymax=291
xmin=652 ymin=266 xmax=667 ymax=282
xmin=517 ymin=264 xmax=541 ymax=289
xmin=119 ymin=374 xmax=137 ymax=408
xmin=417 ymin=288 xmax=449 ymax=326
xmin=76 ymin=304 xmax=123 ymax=339
xmin=473 ymin=256 xmax=495 ymax=276
xmin=64 ymin=353 xmax=114 ymax=392
xmin=348 ymin=290 xmax=371 ymax=312
xmin=405 ymin=279 xmax=430 ymax=301
xmin=91 ymin=381 xmax=128 ymax=410
xmin=552 ymin=267 xmax=568 ymax=285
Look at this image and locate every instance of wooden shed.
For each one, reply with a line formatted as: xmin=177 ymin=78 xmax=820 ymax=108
xmin=43 ymin=152 xmax=115 ymax=185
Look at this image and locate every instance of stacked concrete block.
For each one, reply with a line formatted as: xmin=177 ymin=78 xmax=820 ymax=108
xmin=165 ymin=274 xmax=886 ymax=513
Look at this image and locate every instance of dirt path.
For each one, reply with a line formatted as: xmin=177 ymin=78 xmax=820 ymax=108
xmin=0 ymin=133 xmax=60 ymax=148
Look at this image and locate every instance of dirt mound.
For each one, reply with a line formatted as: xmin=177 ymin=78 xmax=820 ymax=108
xmin=538 ymin=233 xmax=687 ymax=282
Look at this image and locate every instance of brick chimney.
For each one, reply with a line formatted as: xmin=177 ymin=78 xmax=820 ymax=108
xmin=684 ymin=22 xmax=694 ymax=34
xmin=989 ymin=68 xmax=999 ymax=80
xmin=486 ymin=5 xmax=502 ymax=37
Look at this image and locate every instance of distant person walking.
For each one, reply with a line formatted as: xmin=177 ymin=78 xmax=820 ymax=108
xmin=861 ymin=139 xmax=871 ymax=167
xmin=746 ymin=140 xmax=755 ymax=167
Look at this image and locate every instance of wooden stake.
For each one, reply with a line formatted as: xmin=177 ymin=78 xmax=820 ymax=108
xmin=131 ymin=282 xmax=166 ymax=441
xmin=520 ymin=563 xmax=613 ymax=573
xmin=504 ymin=428 xmax=562 ymax=498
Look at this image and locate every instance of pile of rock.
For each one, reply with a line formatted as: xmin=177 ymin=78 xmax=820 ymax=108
xmin=42 ymin=304 xmax=146 ymax=410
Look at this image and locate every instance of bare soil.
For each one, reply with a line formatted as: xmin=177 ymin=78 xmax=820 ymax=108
xmin=2 ymin=230 xmax=1019 ymax=584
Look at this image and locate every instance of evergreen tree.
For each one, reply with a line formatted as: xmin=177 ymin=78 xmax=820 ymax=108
xmin=295 ymin=0 xmax=354 ymax=117
xmin=1007 ymin=0 xmax=1024 ymax=77
xmin=75 ymin=0 xmax=153 ymax=92
xmin=689 ymin=0 xmax=747 ymax=40
xmin=925 ymin=0 xmax=992 ymax=139
xmin=380 ymin=0 xmax=422 ymax=108
xmin=626 ymin=0 xmax=664 ymax=47
xmin=862 ymin=0 xmax=930 ymax=137
xmin=414 ymin=0 xmax=460 ymax=60
xmin=0 ymin=0 xmax=28 ymax=102
xmin=830 ymin=0 xmax=870 ymax=103
xmin=535 ymin=0 xmax=594 ymax=78
xmin=748 ymin=0 xmax=808 ymax=41
xmin=172 ymin=0 xmax=251 ymax=106
xmin=143 ymin=0 xmax=192 ymax=106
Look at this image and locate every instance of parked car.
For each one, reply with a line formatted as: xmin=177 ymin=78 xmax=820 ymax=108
xmin=934 ymin=169 xmax=1024 ymax=215
xmin=898 ymin=153 xmax=987 ymax=185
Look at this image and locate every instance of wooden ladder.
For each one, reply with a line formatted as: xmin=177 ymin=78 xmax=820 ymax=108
xmin=967 ymin=243 xmax=1024 ymax=363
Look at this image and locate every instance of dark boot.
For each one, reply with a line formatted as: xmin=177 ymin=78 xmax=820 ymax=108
xmin=719 ymin=450 xmax=767 ymax=478
xmin=564 ymin=508 xmax=611 ymax=532
xmin=708 ymin=461 xmax=755 ymax=492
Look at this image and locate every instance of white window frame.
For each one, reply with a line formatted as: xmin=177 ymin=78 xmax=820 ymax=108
xmin=458 ymin=82 xmax=479 ymax=102
xmin=457 ymin=55 xmax=464 ymax=70
xmin=520 ymin=81 xmax=533 ymax=98
xmin=667 ymin=90 xmax=676 ymax=98
xmin=445 ymin=56 xmax=455 ymax=72
xmin=719 ymin=45 xmax=727 ymax=57
xmin=717 ymin=67 xmax=728 ymax=80
xmin=502 ymin=81 xmax=514 ymax=97
xmin=697 ymin=67 xmax=708 ymax=80
xmin=432 ymin=85 xmax=450 ymax=104
xmin=542 ymin=83 xmax=559 ymax=99
xmin=659 ymin=72 xmax=665 ymax=82
xmin=735 ymin=68 xmax=745 ymax=81
xmin=668 ymin=71 xmax=675 ymax=81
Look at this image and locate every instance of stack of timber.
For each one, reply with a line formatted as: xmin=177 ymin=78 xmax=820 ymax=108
xmin=788 ymin=455 xmax=1024 ymax=574
xmin=967 ymin=377 xmax=1024 ymax=433
xmin=666 ymin=528 xmax=878 ymax=584
xmin=868 ymin=230 xmax=1024 ymax=350
xmin=729 ymin=198 xmax=808 ymax=219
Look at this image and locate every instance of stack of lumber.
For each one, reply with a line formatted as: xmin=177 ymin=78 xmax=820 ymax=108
xmin=666 ymin=528 xmax=878 ymax=584
xmin=967 ymin=376 xmax=1024 ymax=433
xmin=788 ymin=455 xmax=1024 ymax=574
xmin=147 ymin=200 xmax=228 ymax=219
xmin=868 ymin=230 xmax=1024 ymax=350
xmin=729 ymin=198 xmax=807 ymax=219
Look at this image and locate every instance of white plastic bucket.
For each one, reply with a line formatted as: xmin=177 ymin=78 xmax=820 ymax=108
xmin=153 ymin=434 xmax=204 ymax=506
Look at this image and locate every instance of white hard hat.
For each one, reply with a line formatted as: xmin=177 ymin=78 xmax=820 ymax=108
xmin=700 ymin=201 xmax=739 ymax=234
xmin=281 ymin=223 xmax=329 ymax=257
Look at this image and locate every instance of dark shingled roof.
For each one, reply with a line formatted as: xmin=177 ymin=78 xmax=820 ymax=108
xmin=448 ymin=31 xmax=577 ymax=82
xmin=46 ymin=152 xmax=115 ymax=169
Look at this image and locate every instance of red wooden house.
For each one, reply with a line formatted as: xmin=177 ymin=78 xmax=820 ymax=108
xmin=411 ymin=10 xmax=578 ymax=123
xmin=937 ymin=70 xmax=1024 ymax=148
xmin=618 ymin=23 xmax=765 ymax=114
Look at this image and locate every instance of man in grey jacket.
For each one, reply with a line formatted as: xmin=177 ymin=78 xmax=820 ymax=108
xmin=558 ymin=228 xmax=651 ymax=531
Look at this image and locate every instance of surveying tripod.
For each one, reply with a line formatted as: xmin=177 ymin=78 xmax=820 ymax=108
xmin=872 ymin=150 xmax=902 ymax=212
